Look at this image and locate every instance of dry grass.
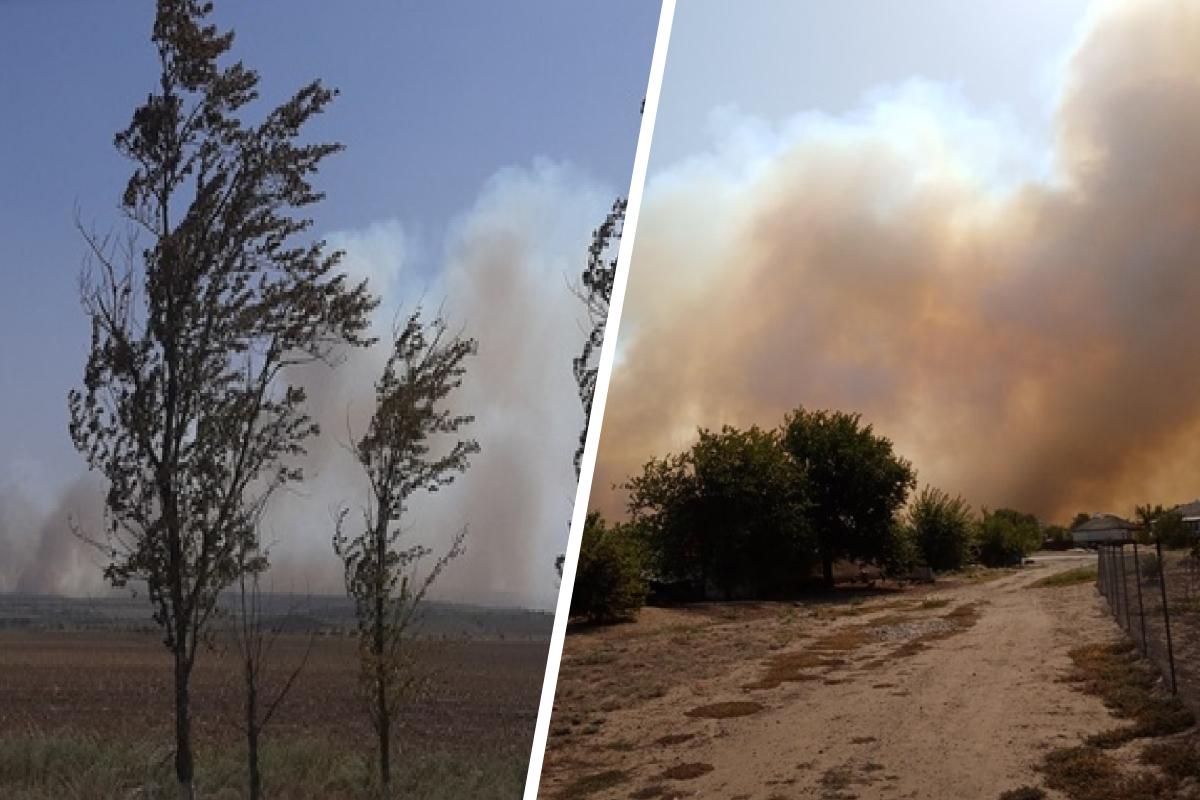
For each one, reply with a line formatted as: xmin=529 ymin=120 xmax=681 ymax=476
xmin=0 ymin=732 xmax=526 ymax=800
xmin=1030 ymin=567 xmax=1098 ymax=589
xmin=1036 ymin=639 xmax=1197 ymax=799
xmin=684 ymin=701 xmax=764 ymax=719
xmin=744 ymin=651 xmax=832 ymax=690
xmin=655 ymin=733 xmax=695 ymax=747
xmin=659 ymin=762 xmax=713 ymax=780
xmin=1065 ymin=641 xmax=1193 ymax=748
xmin=998 ymin=787 xmax=1046 ymax=800
xmin=556 ymin=769 xmax=631 ymax=798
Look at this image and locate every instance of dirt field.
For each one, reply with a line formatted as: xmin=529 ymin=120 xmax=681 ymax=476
xmin=0 ymin=628 xmax=546 ymax=798
xmin=0 ymin=631 xmax=542 ymax=752
xmin=541 ymin=554 xmax=1124 ymax=800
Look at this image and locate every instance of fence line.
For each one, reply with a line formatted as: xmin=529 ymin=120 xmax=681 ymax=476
xmin=1095 ymin=540 xmax=1193 ymax=697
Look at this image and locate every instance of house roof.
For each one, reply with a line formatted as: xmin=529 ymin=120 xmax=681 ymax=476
xmin=1073 ymin=513 xmax=1137 ymax=533
xmin=1176 ymin=499 xmax=1200 ymax=521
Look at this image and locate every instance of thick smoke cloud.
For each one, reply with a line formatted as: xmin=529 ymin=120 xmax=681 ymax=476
xmin=0 ymin=477 xmax=109 ymax=595
xmin=6 ymin=161 xmax=609 ymax=607
xmin=595 ymin=0 xmax=1200 ymax=525
xmin=259 ymin=160 xmax=611 ymax=608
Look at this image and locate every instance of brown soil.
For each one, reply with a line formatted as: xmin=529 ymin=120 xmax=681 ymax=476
xmin=0 ymin=629 xmax=544 ymax=760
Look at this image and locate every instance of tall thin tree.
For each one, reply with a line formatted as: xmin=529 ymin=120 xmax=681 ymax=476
xmin=232 ymin=536 xmax=314 ymax=800
xmin=333 ymin=308 xmax=478 ymax=798
xmin=67 ymin=2 xmax=375 ymax=795
xmin=557 ymin=199 xmax=626 ymax=580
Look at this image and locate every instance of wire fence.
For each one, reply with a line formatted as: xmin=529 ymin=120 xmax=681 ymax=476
xmin=1096 ymin=540 xmax=1200 ymax=708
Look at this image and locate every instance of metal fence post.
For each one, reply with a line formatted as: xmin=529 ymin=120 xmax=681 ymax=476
xmin=1154 ymin=536 xmax=1178 ymax=694
xmin=1132 ymin=539 xmax=1148 ymax=655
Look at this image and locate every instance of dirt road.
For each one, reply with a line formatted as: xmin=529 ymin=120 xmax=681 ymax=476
xmin=542 ymin=557 xmax=1122 ymax=799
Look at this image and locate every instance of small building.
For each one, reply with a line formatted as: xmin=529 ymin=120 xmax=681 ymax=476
xmin=1175 ymin=500 xmax=1200 ymax=536
xmin=1071 ymin=513 xmax=1137 ymax=545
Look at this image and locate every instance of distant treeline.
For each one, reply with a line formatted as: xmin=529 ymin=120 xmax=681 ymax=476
xmin=573 ymin=407 xmax=1047 ymax=623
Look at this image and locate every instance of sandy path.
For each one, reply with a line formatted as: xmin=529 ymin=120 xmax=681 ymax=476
xmin=542 ymin=557 xmax=1123 ymax=800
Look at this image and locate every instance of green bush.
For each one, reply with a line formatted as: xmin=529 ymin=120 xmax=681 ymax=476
xmin=625 ymin=425 xmax=810 ymax=599
xmin=570 ymin=512 xmax=647 ymax=623
xmin=977 ymin=508 xmax=1042 ymax=567
xmin=908 ymin=486 xmax=974 ymax=571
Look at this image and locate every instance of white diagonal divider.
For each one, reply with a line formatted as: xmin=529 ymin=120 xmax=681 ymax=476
xmin=522 ymin=1 xmax=677 ymax=797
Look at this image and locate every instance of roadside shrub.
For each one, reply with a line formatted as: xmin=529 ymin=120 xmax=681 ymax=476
xmin=1140 ymin=553 xmax=1161 ymax=585
xmin=907 ymin=486 xmax=974 ymax=571
xmin=571 ymin=512 xmax=647 ymax=623
xmin=977 ymin=508 xmax=1042 ymax=567
xmin=1043 ymin=524 xmax=1073 ymax=551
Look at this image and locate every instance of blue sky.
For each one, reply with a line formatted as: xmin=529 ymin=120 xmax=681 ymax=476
xmin=0 ymin=0 xmax=657 ymax=504
xmin=0 ymin=1 xmax=660 ymax=606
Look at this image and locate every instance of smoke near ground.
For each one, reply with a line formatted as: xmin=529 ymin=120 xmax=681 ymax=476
xmin=595 ymin=0 xmax=1200 ymax=525
xmin=2 ymin=160 xmax=609 ymax=607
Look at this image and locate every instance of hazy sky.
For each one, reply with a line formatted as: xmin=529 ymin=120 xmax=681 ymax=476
xmin=597 ymin=0 xmax=1200 ymax=525
xmin=0 ymin=1 xmax=659 ymax=606
xmin=651 ymin=0 xmax=1094 ymax=167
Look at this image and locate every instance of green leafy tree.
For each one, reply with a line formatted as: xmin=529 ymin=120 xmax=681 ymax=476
xmin=1136 ymin=504 xmax=1191 ymax=549
xmin=623 ymin=449 xmax=699 ymax=587
xmin=976 ymin=508 xmax=1042 ymax=566
xmin=333 ymin=309 xmax=478 ymax=799
xmin=689 ymin=425 xmax=811 ymax=597
xmin=780 ymin=408 xmax=916 ymax=589
xmin=67 ymin=2 xmax=374 ymax=793
xmin=907 ymin=486 xmax=975 ymax=571
xmin=624 ymin=429 xmax=811 ymax=597
xmin=571 ymin=512 xmax=647 ymax=622
xmin=626 ymin=425 xmax=810 ymax=598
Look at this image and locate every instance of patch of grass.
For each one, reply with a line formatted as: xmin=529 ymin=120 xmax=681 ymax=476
xmin=684 ymin=701 xmax=764 ymax=719
xmin=918 ymin=596 xmax=951 ymax=610
xmin=998 ymin=787 xmax=1046 ymax=800
xmin=1037 ymin=639 xmax=1197 ymax=799
xmin=557 ymin=768 xmax=630 ymax=798
xmin=655 ymin=733 xmax=695 ymax=747
xmin=660 ymin=762 xmax=713 ymax=780
xmin=1030 ymin=566 xmax=1097 ymax=588
xmin=744 ymin=651 xmax=833 ymax=690
xmin=0 ymin=732 xmax=526 ymax=800
xmin=1141 ymin=736 xmax=1200 ymax=780
xmin=1040 ymin=746 xmax=1122 ymax=797
xmin=1064 ymin=641 xmax=1194 ymax=749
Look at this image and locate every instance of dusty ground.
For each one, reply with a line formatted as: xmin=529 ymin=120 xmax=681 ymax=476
xmin=541 ymin=555 xmax=1122 ymax=800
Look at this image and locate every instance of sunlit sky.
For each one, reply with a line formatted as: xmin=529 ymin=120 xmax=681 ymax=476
xmin=651 ymin=0 xmax=1094 ymax=168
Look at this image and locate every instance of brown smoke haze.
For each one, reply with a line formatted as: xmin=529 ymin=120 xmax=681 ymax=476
xmin=594 ymin=0 xmax=1200 ymax=525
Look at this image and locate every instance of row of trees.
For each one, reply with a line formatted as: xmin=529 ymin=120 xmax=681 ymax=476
xmin=572 ymin=411 xmax=1048 ymax=623
xmin=69 ymin=3 xmax=475 ymax=798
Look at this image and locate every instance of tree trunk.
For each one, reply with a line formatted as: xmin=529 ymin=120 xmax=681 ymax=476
xmin=246 ymin=670 xmax=262 ymax=800
xmin=173 ymin=648 xmax=195 ymax=799
xmin=377 ymin=688 xmax=392 ymax=800
xmin=375 ymin=519 xmax=391 ymax=799
xmin=821 ymin=546 xmax=834 ymax=591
